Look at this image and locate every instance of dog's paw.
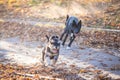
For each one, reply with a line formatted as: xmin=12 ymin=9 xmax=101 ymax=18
xmin=61 ymin=45 xmax=64 ymax=47
xmin=66 ymin=46 xmax=71 ymax=50
xmin=45 ymin=63 xmax=50 ymax=66
xmin=48 ymin=65 xmax=54 ymax=69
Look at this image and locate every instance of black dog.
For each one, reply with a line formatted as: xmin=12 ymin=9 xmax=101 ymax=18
xmin=42 ymin=35 xmax=60 ymax=66
xmin=60 ymin=15 xmax=82 ymax=49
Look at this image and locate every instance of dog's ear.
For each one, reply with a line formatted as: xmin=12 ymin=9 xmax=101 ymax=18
xmin=46 ymin=35 xmax=49 ymax=42
xmin=66 ymin=15 xmax=69 ymax=21
xmin=78 ymin=20 xmax=82 ymax=27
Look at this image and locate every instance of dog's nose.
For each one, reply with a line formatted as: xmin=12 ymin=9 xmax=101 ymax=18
xmin=53 ymin=46 xmax=57 ymax=49
xmin=55 ymin=46 xmax=57 ymax=49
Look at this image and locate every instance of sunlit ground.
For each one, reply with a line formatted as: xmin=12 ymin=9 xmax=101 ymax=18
xmin=0 ymin=0 xmax=120 ymax=79
xmin=0 ymin=36 xmax=120 ymax=79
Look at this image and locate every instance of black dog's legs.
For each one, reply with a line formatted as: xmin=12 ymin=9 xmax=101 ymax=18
xmin=68 ymin=35 xmax=75 ymax=47
xmin=60 ymin=31 xmax=66 ymax=40
xmin=62 ymin=33 xmax=68 ymax=46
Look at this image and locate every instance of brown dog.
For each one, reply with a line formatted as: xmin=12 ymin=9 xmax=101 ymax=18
xmin=42 ymin=35 xmax=60 ymax=66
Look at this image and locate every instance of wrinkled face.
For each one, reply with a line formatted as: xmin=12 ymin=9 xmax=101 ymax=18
xmin=48 ymin=36 xmax=60 ymax=53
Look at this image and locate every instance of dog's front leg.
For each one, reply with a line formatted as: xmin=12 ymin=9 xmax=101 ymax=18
xmin=51 ymin=55 xmax=59 ymax=66
xmin=51 ymin=59 xmax=56 ymax=66
xmin=44 ymin=55 xmax=51 ymax=66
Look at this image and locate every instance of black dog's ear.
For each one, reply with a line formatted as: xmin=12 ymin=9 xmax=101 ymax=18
xmin=66 ymin=15 xmax=69 ymax=21
xmin=46 ymin=35 xmax=49 ymax=42
xmin=78 ymin=20 xmax=82 ymax=26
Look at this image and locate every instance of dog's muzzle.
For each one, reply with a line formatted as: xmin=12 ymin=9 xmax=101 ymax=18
xmin=50 ymin=42 xmax=60 ymax=54
xmin=52 ymin=48 xmax=59 ymax=53
xmin=49 ymin=36 xmax=60 ymax=54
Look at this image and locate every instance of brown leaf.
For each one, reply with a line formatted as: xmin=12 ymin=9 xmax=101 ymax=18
xmin=79 ymin=69 xmax=88 ymax=73
xmin=33 ymin=74 xmax=40 ymax=79
xmin=93 ymin=70 xmax=102 ymax=74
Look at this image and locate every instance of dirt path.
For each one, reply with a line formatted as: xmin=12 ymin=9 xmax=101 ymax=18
xmin=0 ymin=18 xmax=120 ymax=79
xmin=0 ymin=18 xmax=120 ymax=32
xmin=0 ymin=36 xmax=120 ymax=79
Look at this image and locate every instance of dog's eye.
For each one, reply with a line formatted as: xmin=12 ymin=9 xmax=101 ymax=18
xmin=55 ymin=36 xmax=58 ymax=38
xmin=51 ymin=36 xmax=55 ymax=39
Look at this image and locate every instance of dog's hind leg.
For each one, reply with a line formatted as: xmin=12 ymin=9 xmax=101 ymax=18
xmin=60 ymin=31 xmax=65 ymax=41
xmin=68 ymin=35 xmax=76 ymax=47
xmin=62 ymin=33 xmax=68 ymax=46
xmin=41 ymin=48 xmax=46 ymax=65
xmin=42 ymin=48 xmax=46 ymax=62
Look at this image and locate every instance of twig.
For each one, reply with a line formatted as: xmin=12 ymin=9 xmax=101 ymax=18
xmin=14 ymin=72 xmax=62 ymax=80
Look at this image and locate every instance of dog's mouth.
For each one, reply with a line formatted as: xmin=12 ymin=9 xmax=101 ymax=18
xmin=52 ymin=49 xmax=59 ymax=53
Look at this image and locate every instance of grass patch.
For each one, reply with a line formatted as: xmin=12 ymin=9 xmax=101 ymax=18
xmin=105 ymin=25 xmax=114 ymax=29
